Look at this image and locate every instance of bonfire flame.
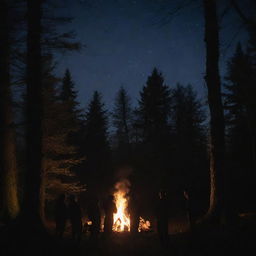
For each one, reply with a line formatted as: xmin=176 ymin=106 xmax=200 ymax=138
xmin=113 ymin=180 xmax=130 ymax=232
xmin=112 ymin=179 xmax=151 ymax=232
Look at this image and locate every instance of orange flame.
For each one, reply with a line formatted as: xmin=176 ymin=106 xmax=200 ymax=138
xmin=138 ymin=217 xmax=151 ymax=232
xmin=112 ymin=179 xmax=151 ymax=232
xmin=113 ymin=180 xmax=130 ymax=232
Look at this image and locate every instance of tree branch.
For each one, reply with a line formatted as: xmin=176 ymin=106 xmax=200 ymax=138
xmin=231 ymin=0 xmax=256 ymax=29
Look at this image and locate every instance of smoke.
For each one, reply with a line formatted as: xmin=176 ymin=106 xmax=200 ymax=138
xmin=115 ymin=166 xmax=133 ymax=180
xmin=114 ymin=178 xmax=130 ymax=195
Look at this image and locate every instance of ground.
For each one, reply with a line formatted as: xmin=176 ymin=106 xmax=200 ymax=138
xmin=1 ymin=214 xmax=256 ymax=256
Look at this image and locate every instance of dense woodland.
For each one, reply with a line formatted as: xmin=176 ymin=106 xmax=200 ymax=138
xmin=0 ymin=0 xmax=256 ymax=255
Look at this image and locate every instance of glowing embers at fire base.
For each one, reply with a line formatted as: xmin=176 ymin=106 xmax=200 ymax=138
xmin=113 ymin=180 xmax=130 ymax=232
xmin=138 ymin=217 xmax=151 ymax=232
xmin=112 ymin=179 xmax=151 ymax=232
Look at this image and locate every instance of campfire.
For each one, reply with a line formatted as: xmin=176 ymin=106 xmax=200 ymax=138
xmin=112 ymin=179 xmax=151 ymax=232
xmin=113 ymin=180 xmax=130 ymax=232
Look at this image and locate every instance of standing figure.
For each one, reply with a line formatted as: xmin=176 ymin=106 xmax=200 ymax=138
xmin=103 ymin=195 xmax=117 ymax=235
xmin=156 ymin=190 xmax=169 ymax=247
xmin=129 ymin=191 xmax=140 ymax=234
xmin=184 ymin=190 xmax=193 ymax=230
xmin=55 ymin=194 xmax=67 ymax=239
xmin=87 ymin=195 xmax=101 ymax=242
xmin=68 ymin=195 xmax=82 ymax=243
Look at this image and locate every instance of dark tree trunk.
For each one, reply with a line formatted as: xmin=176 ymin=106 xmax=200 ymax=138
xmin=23 ymin=0 xmax=43 ymax=222
xmin=203 ymin=0 xmax=225 ymax=223
xmin=0 ymin=0 xmax=20 ymax=220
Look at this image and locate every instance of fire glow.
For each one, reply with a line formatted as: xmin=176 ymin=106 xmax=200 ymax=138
xmin=113 ymin=180 xmax=130 ymax=232
xmin=112 ymin=179 xmax=151 ymax=232
xmin=138 ymin=217 xmax=151 ymax=232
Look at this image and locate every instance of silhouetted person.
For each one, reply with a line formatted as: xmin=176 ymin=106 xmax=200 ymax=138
xmin=68 ymin=195 xmax=82 ymax=243
xmin=184 ymin=190 xmax=193 ymax=230
xmin=87 ymin=195 xmax=101 ymax=242
xmin=129 ymin=191 xmax=140 ymax=234
xmin=55 ymin=194 xmax=67 ymax=239
xmin=103 ymin=195 xmax=117 ymax=235
xmin=156 ymin=190 xmax=169 ymax=247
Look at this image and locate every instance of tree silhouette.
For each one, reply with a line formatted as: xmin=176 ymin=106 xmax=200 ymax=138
xmin=59 ymin=68 xmax=82 ymax=145
xmin=134 ymin=68 xmax=172 ymax=197
xmin=203 ymin=0 xmax=225 ymax=223
xmin=112 ymin=87 xmax=133 ymax=164
xmin=23 ymin=0 xmax=43 ymax=222
xmin=81 ymin=91 xmax=111 ymax=196
xmin=224 ymin=43 xmax=256 ymax=214
xmin=40 ymin=58 xmax=84 ymax=221
xmin=60 ymin=69 xmax=80 ymax=115
xmin=0 ymin=0 xmax=19 ymax=220
xmin=112 ymin=87 xmax=132 ymax=145
xmin=137 ymin=68 xmax=171 ymax=143
xmin=172 ymin=83 xmax=208 ymax=216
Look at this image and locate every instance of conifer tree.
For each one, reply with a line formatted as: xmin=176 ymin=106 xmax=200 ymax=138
xmin=40 ymin=58 xmax=84 ymax=220
xmin=137 ymin=68 xmax=171 ymax=143
xmin=225 ymin=44 xmax=255 ymax=166
xmin=135 ymin=68 xmax=172 ymax=192
xmin=172 ymin=84 xmax=207 ymax=210
xmin=81 ymin=91 xmax=111 ymax=195
xmin=59 ymin=68 xmax=82 ymax=157
xmin=60 ymin=69 xmax=80 ymax=115
xmin=172 ymin=84 xmax=206 ymax=149
xmin=113 ymin=87 xmax=132 ymax=145
xmin=224 ymin=44 xmax=256 ymax=213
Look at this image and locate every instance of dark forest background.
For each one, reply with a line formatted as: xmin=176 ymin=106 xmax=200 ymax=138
xmin=0 ymin=0 xmax=256 ymax=240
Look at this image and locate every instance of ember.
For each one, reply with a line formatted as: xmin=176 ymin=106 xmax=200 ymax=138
xmin=138 ymin=217 xmax=151 ymax=232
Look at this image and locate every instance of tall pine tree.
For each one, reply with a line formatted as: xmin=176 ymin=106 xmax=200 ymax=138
xmin=137 ymin=68 xmax=171 ymax=144
xmin=60 ymin=69 xmax=80 ymax=115
xmin=224 ymin=43 xmax=256 ymax=213
xmin=112 ymin=87 xmax=133 ymax=164
xmin=41 ymin=59 xmax=84 ymax=221
xmin=81 ymin=91 xmax=111 ymax=196
xmin=135 ymin=68 xmax=172 ymax=197
xmin=172 ymin=83 xmax=208 ymax=216
xmin=59 ymin=68 xmax=82 ymax=160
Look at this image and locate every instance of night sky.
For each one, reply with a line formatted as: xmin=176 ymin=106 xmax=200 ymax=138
xmin=55 ymin=0 xmax=249 ymax=110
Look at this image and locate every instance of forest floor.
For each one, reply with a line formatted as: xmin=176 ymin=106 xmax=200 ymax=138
xmin=1 ymin=214 xmax=256 ymax=256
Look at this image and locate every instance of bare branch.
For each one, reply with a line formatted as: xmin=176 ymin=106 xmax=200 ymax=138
xmin=231 ymin=0 xmax=256 ymax=29
xmin=153 ymin=0 xmax=198 ymax=27
xmin=221 ymin=22 xmax=246 ymax=57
